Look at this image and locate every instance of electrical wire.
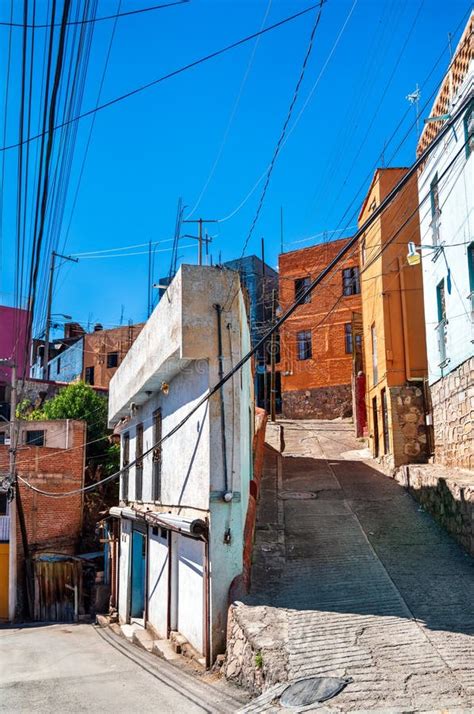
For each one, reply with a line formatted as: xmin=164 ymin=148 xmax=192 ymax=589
xmin=0 ymin=1 xmax=189 ymax=28
xmin=0 ymin=3 xmax=323 ymax=154
xmin=17 ymin=105 xmax=472 ymax=499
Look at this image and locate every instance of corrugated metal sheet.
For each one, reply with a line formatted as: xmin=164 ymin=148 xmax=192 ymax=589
xmin=33 ymin=560 xmax=83 ymax=622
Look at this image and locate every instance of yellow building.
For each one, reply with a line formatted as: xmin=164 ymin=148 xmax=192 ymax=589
xmin=359 ymin=168 xmax=428 ymax=468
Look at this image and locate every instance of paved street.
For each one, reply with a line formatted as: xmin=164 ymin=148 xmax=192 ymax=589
xmin=0 ymin=623 xmax=245 ymax=713
xmin=246 ymin=420 xmax=474 ymax=712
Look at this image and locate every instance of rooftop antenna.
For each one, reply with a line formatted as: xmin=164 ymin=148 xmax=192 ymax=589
xmin=406 ymin=84 xmax=421 ymax=139
xmin=119 ymin=304 xmax=124 ymax=325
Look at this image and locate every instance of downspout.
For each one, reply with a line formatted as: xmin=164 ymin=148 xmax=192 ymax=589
xmin=214 ymin=304 xmax=231 ymax=501
xmin=398 ymin=257 xmax=410 ymax=381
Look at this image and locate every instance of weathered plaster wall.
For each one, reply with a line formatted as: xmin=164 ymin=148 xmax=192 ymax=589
xmin=47 ymin=338 xmax=83 ymax=383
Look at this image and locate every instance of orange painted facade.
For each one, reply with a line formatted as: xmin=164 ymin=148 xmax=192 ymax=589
xmin=359 ymin=168 xmax=428 ymax=466
xmin=278 ymin=239 xmax=362 ymax=419
xmin=83 ymin=324 xmax=143 ymax=389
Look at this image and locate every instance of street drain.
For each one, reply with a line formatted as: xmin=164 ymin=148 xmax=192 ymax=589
xmin=279 ymin=491 xmax=318 ymax=500
xmin=279 ymin=675 xmax=352 ymax=709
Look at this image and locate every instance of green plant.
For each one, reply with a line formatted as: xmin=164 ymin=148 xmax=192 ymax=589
xmin=255 ymin=652 xmax=263 ymax=669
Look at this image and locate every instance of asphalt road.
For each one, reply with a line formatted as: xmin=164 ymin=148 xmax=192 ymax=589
xmin=0 ymin=623 xmax=246 ymax=713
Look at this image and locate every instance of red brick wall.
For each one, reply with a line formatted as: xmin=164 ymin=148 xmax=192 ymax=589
xmin=83 ymin=324 xmax=144 ymax=389
xmin=278 ymin=239 xmax=361 ymax=417
xmin=0 ymin=420 xmax=86 ymax=556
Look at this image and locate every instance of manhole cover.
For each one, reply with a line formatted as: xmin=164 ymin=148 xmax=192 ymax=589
xmin=279 ymin=491 xmax=318 ymax=500
xmin=280 ymin=676 xmax=352 ymax=709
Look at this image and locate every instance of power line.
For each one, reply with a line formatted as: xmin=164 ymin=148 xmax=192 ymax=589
xmin=0 ymin=1 xmax=189 ymax=28
xmin=0 ymin=3 xmax=323 ymax=154
xmin=18 ymin=103 xmax=472 ymax=499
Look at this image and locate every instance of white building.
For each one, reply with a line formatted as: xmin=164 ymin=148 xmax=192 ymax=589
xmin=416 ymin=14 xmax=473 ymax=469
xmin=108 ymin=265 xmax=253 ymax=663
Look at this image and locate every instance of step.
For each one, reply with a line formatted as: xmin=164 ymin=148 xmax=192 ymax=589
xmin=153 ymin=639 xmax=181 ymax=662
xmin=132 ymin=628 xmax=154 ymax=653
xmin=120 ymin=623 xmax=141 ymax=642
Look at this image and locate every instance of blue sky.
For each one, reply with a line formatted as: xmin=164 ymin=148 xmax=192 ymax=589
xmin=0 ymin=0 xmax=471 ymax=334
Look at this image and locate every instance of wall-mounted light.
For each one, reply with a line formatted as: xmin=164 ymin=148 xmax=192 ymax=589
xmin=161 ymin=381 xmax=169 ymax=395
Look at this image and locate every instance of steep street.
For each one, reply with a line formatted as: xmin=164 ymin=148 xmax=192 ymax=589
xmin=244 ymin=420 xmax=474 ymax=711
xmin=0 ymin=623 xmax=246 ymax=713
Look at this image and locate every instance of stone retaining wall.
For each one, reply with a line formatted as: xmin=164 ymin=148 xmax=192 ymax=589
xmin=430 ymin=356 xmax=474 ymax=469
xmin=223 ymin=603 xmax=288 ymax=695
xmin=282 ymin=383 xmax=352 ymax=420
xmin=394 ymin=464 xmax=474 ymax=556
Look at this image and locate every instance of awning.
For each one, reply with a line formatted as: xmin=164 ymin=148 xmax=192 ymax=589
xmin=109 ymin=506 xmax=208 ymax=539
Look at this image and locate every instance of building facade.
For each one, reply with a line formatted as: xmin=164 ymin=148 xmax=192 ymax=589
xmin=31 ymin=322 xmax=144 ymax=390
xmin=278 ymin=239 xmax=362 ymax=419
xmin=0 ymin=305 xmax=31 ymax=420
xmin=108 ymin=265 xmax=253 ymax=664
xmin=416 ymin=16 xmax=473 ymax=469
xmin=0 ymin=419 xmax=86 ymax=620
xmin=223 ymin=255 xmax=279 ymax=411
xmin=359 ymin=168 xmax=428 ymax=468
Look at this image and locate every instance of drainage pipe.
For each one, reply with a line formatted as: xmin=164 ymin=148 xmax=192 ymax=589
xmin=214 ymin=304 xmax=231 ymax=500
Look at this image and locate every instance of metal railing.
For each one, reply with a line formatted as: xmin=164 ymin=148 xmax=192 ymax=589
xmin=436 ymin=318 xmax=448 ymax=365
xmin=0 ymin=515 xmax=10 ymax=542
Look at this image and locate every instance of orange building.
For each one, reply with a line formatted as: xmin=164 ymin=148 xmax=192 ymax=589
xmin=82 ymin=323 xmax=143 ymax=389
xmin=359 ymin=168 xmax=428 ymax=467
xmin=278 ymin=239 xmax=362 ymax=419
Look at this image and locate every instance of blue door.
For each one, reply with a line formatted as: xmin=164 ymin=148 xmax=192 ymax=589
xmin=130 ymin=530 xmax=146 ymax=620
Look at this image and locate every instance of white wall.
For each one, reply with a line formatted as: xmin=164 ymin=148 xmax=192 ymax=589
xmin=147 ymin=525 xmax=169 ymax=638
xmin=418 ymin=63 xmax=474 ymax=385
xmin=176 ymin=534 xmax=205 ymax=654
xmin=120 ymin=364 xmax=211 ymax=510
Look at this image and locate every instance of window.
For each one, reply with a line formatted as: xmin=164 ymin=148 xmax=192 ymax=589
xmin=294 ymin=277 xmax=311 ymax=304
xmin=436 ymin=279 xmax=446 ymax=323
xmin=85 ymin=366 xmax=94 ymax=385
xmin=121 ymin=432 xmax=130 ymax=502
xmin=25 ymin=430 xmax=45 ymax=446
xmin=135 ymin=424 xmax=143 ymax=501
xmin=0 ymin=492 xmax=7 ymax=516
xmin=342 ymin=267 xmax=360 ymax=296
xmin=152 ymin=410 xmax=162 ymax=502
xmin=436 ymin=279 xmax=447 ymax=364
xmin=464 ymin=100 xmax=474 ymax=159
xmin=0 ymin=384 xmax=6 ymax=402
xmin=371 ymin=324 xmax=378 ymax=386
xmin=107 ymin=352 xmax=119 ymax=369
xmin=0 ymin=432 xmax=6 ymax=445
xmin=381 ymin=388 xmax=389 ymax=455
xmin=468 ymin=242 xmax=474 ymax=293
xmin=344 ymin=323 xmax=353 ymax=354
xmin=430 ymin=173 xmax=441 ymax=245
xmin=296 ymin=330 xmax=312 ymax=361
xmin=56 ymin=358 xmax=61 ymax=375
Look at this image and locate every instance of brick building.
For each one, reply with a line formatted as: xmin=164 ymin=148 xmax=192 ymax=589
xmin=278 ymin=239 xmax=362 ymax=419
xmin=359 ymin=168 xmax=428 ymax=469
xmin=0 ymin=419 xmax=86 ymax=620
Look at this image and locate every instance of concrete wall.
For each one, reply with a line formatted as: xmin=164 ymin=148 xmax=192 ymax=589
xmin=147 ymin=525 xmax=169 ymax=638
xmin=278 ymin=239 xmax=361 ymax=419
xmin=418 ymin=63 xmax=473 ymax=387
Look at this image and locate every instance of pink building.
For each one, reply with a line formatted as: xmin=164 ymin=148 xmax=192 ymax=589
xmin=0 ymin=306 xmax=31 ymax=416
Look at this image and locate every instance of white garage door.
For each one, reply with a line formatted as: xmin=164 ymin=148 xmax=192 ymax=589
xmin=176 ymin=535 xmax=205 ymax=655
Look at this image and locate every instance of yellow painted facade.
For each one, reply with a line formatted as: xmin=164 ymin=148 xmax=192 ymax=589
xmin=0 ymin=543 xmax=9 ymax=620
xmin=359 ymin=168 xmax=428 ymax=466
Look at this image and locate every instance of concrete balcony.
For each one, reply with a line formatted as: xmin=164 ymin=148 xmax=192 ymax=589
xmin=108 ymin=265 xmax=240 ymax=425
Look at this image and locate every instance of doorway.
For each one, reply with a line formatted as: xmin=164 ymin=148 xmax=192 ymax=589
xmin=381 ymin=388 xmax=390 ymax=455
xmin=372 ymin=396 xmax=379 ymax=457
xmin=130 ymin=530 xmax=146 ymax=622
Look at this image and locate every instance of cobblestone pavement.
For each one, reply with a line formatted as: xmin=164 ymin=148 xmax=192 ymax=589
xmin=245 ymin=420 xmax=474 ymax=712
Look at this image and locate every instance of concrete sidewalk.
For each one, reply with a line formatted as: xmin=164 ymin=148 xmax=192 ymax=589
xmin=241 ymin=420 xmax=474 ymax=712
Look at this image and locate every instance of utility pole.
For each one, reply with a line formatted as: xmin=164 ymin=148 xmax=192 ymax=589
xmin=270 ymin=288 xmax=277 ymax=422
xmin=182 ymin=218 xmax=217 ymax=266
xmin=43 ymin=251 xmax=78 ymax=378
